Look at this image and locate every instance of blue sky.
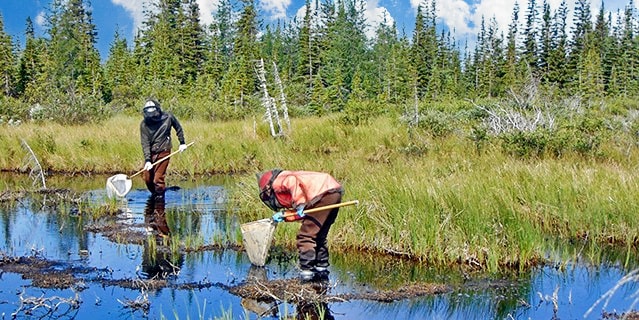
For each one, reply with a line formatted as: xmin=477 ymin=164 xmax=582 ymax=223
xmin=0 ymin=0 xmax=633 ymax=59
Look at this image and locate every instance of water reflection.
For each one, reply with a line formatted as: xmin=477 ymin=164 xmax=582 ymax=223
xmin=294 ymin=286 xmax=335 ymax=320
xmin=240 ymin=266 xmax=278 ymax=317
xmin=141 ymin=195 xmax=183 ymax=280
xmin=0 ymin=174 xmax=638 ymax=319
xmin=240 ymin=266 xmax=335 ymax=320
xmin=144 ymin=195 xmax=171 ymax=238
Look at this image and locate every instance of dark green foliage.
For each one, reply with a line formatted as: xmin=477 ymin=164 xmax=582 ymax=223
xmin=567 ymin=113 xmax=606 ymax=155
xmin=103 ymin=30 xmax=137 ymax=109
xmin=500 ymin=130 xmax=550 ymax=158
xmin=339 ymin=99 xmax=385 ymax=126
xmin=2 ymin=0 xmax=639 ymax=127
xmin=0 ymin=96 xmax=30 ymax=121
xmin=30 ymin=91 xmax=110 ymax=124
xmin=0 ymin=13 xmax=16 ymax=97
xmin=16 ymin=18 xmax=44 ymax=98
xmin=470 ymin=124 xmax=489 ymax=154
xmin=417 ymin=109 xmax=455 ymax=138
xmin=497 ymin=113 xmax=608 ymax=158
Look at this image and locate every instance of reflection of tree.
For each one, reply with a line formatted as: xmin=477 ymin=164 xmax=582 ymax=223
xmin=165 ymin=205 xmax=201 ymax=239
xmin=331 ymin=252 xmax=532 ymax=319
xmin=141 ymin=196 xmax=183 ymax=280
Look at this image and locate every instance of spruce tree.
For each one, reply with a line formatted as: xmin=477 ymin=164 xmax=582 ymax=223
xmin=503 ymin=3 xmax=520 ymax=90
xmin=567 ymin=0 xmax=592 ymax=91
xmin=178 ymin=0 xmax=206 ymax=86
xmin=0 ymin=14 xmax=16 ymax=97
xmin=197 ymin=0 xmax=234 ymax=100
xmin=522 ymin=0 xmax=538 ymax=72
xmin=16 ymin=17 xmax=44 ymax=98
xmin=220 ymin=0 xmax=260 ymax=107
xmin=546 ymin=0 xmax=569 ymax=92
xmin=103 ymin=29 xmax=136 ymax=106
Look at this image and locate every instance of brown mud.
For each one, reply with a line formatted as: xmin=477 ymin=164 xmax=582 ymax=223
xmin=0 ymin=252 xmax=452 ymax=304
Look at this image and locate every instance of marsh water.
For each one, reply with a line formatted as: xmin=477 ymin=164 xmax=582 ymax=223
xmin=0 ymin=173 xmax=637 ymax=320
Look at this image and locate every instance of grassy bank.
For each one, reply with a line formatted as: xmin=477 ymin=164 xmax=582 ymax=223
xmin=1 ymin=114 xmax=638 ymax=272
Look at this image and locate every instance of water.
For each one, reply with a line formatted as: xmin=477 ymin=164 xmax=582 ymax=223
xmin=0 ymin=173 xmax=637 ymax=319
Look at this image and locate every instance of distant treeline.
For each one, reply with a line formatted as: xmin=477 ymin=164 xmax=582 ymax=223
xmin=0 ymin=0 xmax=636 ymax=123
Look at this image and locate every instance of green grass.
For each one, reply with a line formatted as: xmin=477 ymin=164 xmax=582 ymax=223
xmin=2 ymin=114 xmax=639 ymax=272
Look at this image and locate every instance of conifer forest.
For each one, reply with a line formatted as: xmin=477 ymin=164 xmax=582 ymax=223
xmin=0 ymin=0 xmax=636 ymax=124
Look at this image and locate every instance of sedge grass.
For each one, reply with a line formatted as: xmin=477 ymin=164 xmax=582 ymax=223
xmin=2 ymin=115 xmax=639 ymax=272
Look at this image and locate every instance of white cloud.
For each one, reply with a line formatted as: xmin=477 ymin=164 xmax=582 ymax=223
xmin=260 ymin=0 xmax=291 ymax=20
xmin=437 ymin=0 xmax=471 ymax=34
xmin=197 ymin=0 xmax=220 ymax=26
xmin=35 ymin=11 xmax=46 ymax=28
xmin=110 ymin=0 xmax=147 ymax=34
xmin=406 ymin=0 xmax=630 ymax=43
xmin=291 ymin=0 xmax=393 ymax=39
xmin=365 ymin=0 xmax=394 ymax=39
xmin=443 ymin=0 xmax=632 ymax=40
xmin=409 ymin=0 xmax=423 ymax=10
xmin=110 ymin=0 xmax=219 ymax=35
xmin=470 ymin=0 xmax=516 ymax=35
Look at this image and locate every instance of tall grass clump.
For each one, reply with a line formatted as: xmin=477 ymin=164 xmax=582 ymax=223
xmin=2 ymin=95 xmax=639 ymax=272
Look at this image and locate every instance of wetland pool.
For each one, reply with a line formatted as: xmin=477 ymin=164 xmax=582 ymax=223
xmin=0 ymin=173 xmax=637 ymax=320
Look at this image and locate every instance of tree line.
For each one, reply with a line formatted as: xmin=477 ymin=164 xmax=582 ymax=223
xmin=0 ymin=0 xmax=636 ymax=124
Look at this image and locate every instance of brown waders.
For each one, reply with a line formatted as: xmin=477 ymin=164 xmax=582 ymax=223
xmin=142 ymin=150 xmax=170 ymax=198
xmin=296 ymin=191 xmax=343 ymax=272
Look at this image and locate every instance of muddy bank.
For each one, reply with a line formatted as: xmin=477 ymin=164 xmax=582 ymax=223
xmin=0 ymin=252 xmax=452 ymax=303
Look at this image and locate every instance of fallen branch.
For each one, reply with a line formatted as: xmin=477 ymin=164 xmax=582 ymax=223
xmin=11 ymin=289 xmax=81 ymax=318
xmin=20 ymin=139 xmax=46 ymax=189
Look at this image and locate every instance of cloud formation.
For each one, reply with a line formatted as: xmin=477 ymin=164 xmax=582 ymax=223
xmin=364 ymin=0 xmax=394 ymax=38
xmin=406 ymin=0 xmax=630 ymax=41
xmin=260 ymin=0 xmax=291 ymax=20
xmin=291 ymin=0 xmax=393 ymax=39
xmin=111 ymin=0 xmax=219 ymax=34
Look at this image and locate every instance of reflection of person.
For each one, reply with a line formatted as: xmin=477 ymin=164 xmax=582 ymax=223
xmin=144 ymin=194 xmax=170 ymax=238
xmin=240 ymin=266 xmax=278 ymax=317
xmin=140 ymin=98 xmax=187 ymax=200
xmin=296 ymin=281 xmax=334 ymax=320
xmin=296 ymin=300 xmax=334 ymax=320
xmin=141 ymin=195 xmax=183 ymax=279
xmin=257 ymin=169 xmax=343 ymax=281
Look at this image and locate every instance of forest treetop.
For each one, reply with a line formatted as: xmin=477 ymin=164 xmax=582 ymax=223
xmin=0 ymin=0 xmax=634 ymax=124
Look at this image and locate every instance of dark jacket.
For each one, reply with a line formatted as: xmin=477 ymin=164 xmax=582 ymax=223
xmin=140 ymin=112 xmax=185 ymax=162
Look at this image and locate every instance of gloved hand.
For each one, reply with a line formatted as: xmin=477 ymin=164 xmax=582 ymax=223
xmin=272 ymin=211 xmax=284 ymax=223
xmin=178 ymin=144 xmax=188 ymax=152
xmin=296 ymin=205 xmax=305 ymax=217
xmin=143 ymin=161 xmax=153 ymax=171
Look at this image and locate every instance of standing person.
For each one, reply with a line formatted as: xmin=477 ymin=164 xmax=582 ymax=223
xmin=256 ymin=169 xmax=344 ymax=281
xmin=140 ymin=99 xmax=187 ymax=200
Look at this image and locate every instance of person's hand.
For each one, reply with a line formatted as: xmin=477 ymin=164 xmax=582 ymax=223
xmin=144 ymin=161 xmax=153 ymax=171
xmin=272 ymin=211 xmax=284 ymax=223
xmin=296 ymin=205 xmax=305 ymax=217
xmin=178 ymin=144 xmax=188 ymax=152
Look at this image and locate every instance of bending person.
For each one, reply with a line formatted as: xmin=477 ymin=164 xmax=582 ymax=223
xmin=257 ymin=169 xmax=343 ymax=282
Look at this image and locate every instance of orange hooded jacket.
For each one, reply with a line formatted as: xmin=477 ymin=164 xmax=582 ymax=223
xmin=271 ymin=170 xmax=343 ymax=210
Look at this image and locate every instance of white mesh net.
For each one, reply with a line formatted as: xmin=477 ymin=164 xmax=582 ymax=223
xmin=241 ymin=219 xmax=277 ymax=267
xmin=106 ymin=174 xmax=133 ymax=198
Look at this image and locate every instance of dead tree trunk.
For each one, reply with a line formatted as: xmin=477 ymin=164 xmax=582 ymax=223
xmin=254 ymin=58 xmax=282 ymax=137
xmin=272 ymin=61 xmax=291 ymax=132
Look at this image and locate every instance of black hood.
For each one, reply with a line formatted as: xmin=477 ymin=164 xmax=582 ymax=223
xmin=143 ymin=100 xmax=163 ymax=123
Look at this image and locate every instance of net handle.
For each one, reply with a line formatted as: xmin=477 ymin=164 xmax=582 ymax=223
xmin=130 ymin=141 xmax=195 ymax=178
xmin=282 ymin=200 xmax=360 ymax=217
